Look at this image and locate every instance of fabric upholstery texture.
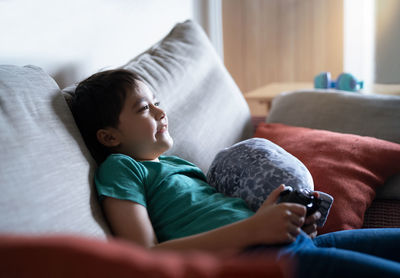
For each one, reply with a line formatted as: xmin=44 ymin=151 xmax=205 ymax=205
xmin=0 ymin=65 xmax=109 ymax=237
xmin=121 ymin=20 xmax=253 ymax=173
xmin=255 ymin=123 xmax=400 ymax=235
xmin=362 ymin=199 xmax=400 ymax=228
xmin=267 ymin=90 xmax=400 ymax=200
xmin=0 ymin=235 xmax=289 ymax=278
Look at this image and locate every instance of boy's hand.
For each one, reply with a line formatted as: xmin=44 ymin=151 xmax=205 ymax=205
xmin=266 ymin=185 xmax=322 ymax=238
xmin=251 ymin=184 xmax=307 ymax=244
xmin=261 ymin=184 xmax=287 ymax=207
xmin=302 ymin=191 xmax=321 ymax=239
xmin=302 ymin=210 xmax=321 ymax=239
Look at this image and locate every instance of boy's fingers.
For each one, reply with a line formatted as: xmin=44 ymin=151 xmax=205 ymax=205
xmin=286 ymin=203 xmax=307 ymax=217
xmin=288 ymin=224 xmax=302 ymax=238
xmin=305 ymin=211 xmax=321 ymax=225
xmin=291 ymin=215 xmax=305 ymax=227
xmin=303 ymin=223 xmax=318 ymax=238
xmin=265 ymin=184 xmax=286 ymax=205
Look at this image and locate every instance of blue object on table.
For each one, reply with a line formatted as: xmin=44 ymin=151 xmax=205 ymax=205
xmin=314 ymin=72 xmax=364 ymax=92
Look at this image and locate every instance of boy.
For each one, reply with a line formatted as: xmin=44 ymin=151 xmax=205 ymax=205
xmin=72 ymin=68 xmax=318 ymax=250
xmin=71 ymin=69 xmax=400 ymax=277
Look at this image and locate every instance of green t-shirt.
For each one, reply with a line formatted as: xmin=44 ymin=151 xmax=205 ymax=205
xmin=95 ymin=154 xmax=254 ymax=242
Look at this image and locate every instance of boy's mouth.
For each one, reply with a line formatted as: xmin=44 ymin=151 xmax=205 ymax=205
xmin=157 ymin=124 xmax=168 ymax=134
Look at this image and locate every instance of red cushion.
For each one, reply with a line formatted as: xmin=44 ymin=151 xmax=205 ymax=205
xmin=0 ymin=234 xmax=289 ymax=278
xmin=254 ymin=123 xmax=400 ymax=234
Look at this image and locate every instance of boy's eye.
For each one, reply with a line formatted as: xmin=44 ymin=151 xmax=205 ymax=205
xmin=138 ymin=105 xmax=149 ymax=112
xmin=137 ymin=101 xmax=160 ymax=113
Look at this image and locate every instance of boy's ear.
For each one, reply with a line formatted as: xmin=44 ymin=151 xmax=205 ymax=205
xmin=96 ymin=128 xmax=120 ymax=148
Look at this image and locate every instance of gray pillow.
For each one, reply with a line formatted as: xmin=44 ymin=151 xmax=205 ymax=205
xmin=121 ymin=20 xmax=253 ymax=173
xmin=63 ymin=20 xmax=253 ymax=174
xmin=207 ymin=138 xmax=333 ymax=227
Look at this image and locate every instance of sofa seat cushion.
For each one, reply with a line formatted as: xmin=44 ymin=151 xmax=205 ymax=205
xmin=254 ymin=123 xmax=400 ymax=234
xmin=0 ymin=234 xmax=289 ymax=278
xmin=0 ymin=65 xmax=109 ymax=237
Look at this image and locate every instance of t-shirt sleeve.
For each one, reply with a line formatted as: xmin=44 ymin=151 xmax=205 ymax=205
xmin=94 ymin=154 xmax=147 ymax=207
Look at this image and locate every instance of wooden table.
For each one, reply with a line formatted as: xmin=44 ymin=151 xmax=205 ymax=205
xmin=244 ymin=82 xmax=313 ymax=116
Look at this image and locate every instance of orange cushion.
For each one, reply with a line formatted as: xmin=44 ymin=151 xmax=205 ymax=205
xmin=0 ymin=234 xmax=289 ymax=278
xmin=254 ymin=123 xmax=400 ymax=234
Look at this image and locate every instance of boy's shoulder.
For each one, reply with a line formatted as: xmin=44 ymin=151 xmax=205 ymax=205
xmin=101 ymin=153 xmax=137 ymax=166
xmin=102 ymin=154 xmax=183 ymax=165
xmin=98 ymin=154 xmax=198 ymax=174
xmin=159 ymin=155 xmax=193 ymax=165
xmin=97 ymin=153 xmax=145 ymax=176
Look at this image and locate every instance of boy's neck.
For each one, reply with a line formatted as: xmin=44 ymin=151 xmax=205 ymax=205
xmin=137 ymin=157 xmax=160 ymax=162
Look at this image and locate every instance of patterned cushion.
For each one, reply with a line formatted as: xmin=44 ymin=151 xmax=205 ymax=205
xmin=207 ymin=138 xmax=333 ymax=227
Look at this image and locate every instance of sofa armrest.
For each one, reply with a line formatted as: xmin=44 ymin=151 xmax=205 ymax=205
xmin=0 ymin=234 xmax=290 ymax=278
xmin=267 ymin=90 xmax=400 ymax=144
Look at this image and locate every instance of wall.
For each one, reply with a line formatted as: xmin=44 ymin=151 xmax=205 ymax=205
xmin=375 ymin=0 xmax=400 ymax=84
xmin=343 ymin=0 xmax=375 ymax=92
xmin=222 ymin=0 xmax=344 ymax=93
xmin=0 ymin=0 xmax=193 ymax=88
xmin=193 ymin=0 xmax=223 ymax=60
xmin=222 ymin=0 xmax=400 ymax=93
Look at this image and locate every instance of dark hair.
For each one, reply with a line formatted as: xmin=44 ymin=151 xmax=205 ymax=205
xmin=70 ymin=69 xmax=141 ymax=164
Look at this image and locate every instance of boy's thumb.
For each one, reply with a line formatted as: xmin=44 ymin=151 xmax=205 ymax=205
xmin=264 ymin=184 xmax=285 ymax=206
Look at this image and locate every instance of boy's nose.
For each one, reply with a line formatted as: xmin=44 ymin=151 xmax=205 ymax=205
xmin=152 ymin=105 xmax=166 ymax=121
xmin=158 ymin=110 xmax=166 ymax=121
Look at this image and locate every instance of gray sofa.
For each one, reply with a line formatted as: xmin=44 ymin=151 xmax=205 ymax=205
xmin=0 ymin=20 xmax=399 ymax=268
xmin=0 ymin=20 xmax=253 ymax=238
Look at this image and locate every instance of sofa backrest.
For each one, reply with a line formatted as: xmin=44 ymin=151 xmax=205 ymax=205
xmin=0 ymin=65 xmax=110 ymax=237
xmin=267 ymin=90 xmax=400 ymax=144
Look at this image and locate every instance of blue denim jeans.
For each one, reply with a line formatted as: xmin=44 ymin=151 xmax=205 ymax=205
xmin=244 ymin=228 xmax=400 ymax=278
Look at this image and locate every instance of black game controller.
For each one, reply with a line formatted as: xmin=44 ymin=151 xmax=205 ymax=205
xmin=277 ymin=186 xmax=321 ymax=216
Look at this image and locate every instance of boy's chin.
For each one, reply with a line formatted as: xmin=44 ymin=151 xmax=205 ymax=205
xmin=162 ymin=141 xmax=173 ymax=154
xmin=162 ymin=135 xmax=174 ymax=150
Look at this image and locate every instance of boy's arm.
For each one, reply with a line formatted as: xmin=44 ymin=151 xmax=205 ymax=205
xmin=103 ymin=185 xmax=308 ymax=252
xmin=103 ymin=197 xmax=159 ymax=247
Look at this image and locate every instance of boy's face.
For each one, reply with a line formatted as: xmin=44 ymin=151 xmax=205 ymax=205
xmin=97 ymin=81 xmax=173 ymax=161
